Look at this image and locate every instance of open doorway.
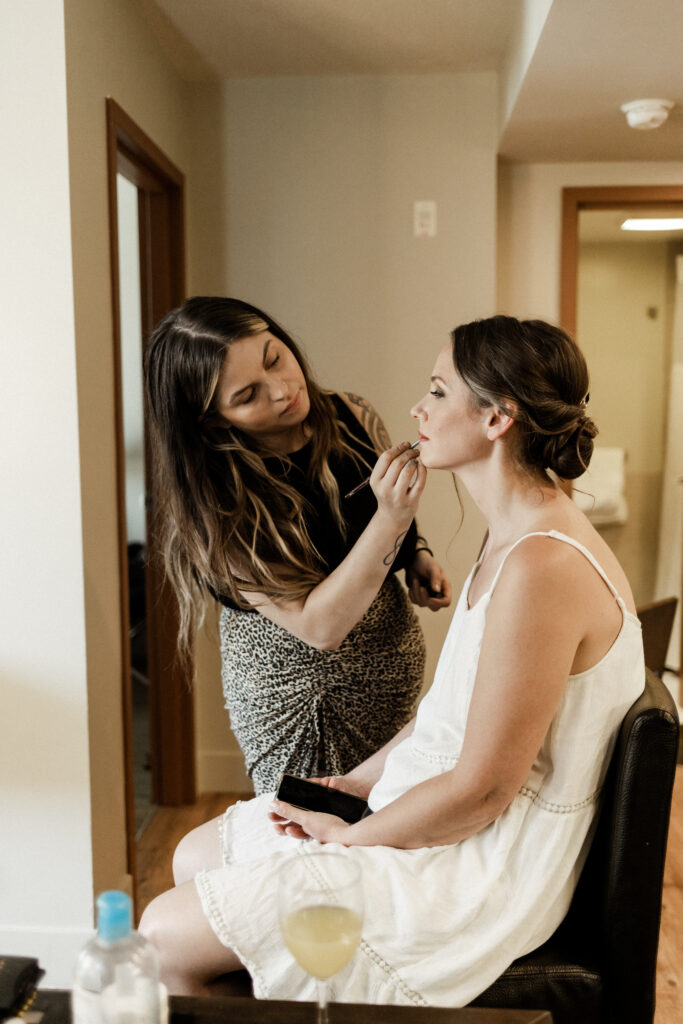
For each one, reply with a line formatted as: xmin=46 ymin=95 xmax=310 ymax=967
xmin=106 ymin=98 xmax=195 ymax=891
xmin=561 ymin=184 xmax=683 ymax=703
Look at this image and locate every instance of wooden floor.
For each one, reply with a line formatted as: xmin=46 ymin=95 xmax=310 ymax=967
xmin=136 ymin=768 xmax=683 ymax=1022
xmin=658 ymin=764 xmax=683 ymax=1023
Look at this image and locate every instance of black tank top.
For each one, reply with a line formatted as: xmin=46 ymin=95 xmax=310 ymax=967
xmin=215 ymin=393 xmax=417 ymax=609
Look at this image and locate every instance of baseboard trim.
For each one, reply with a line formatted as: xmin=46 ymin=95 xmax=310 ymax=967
xmin=197 ymin=749 xmax=254 ymax=794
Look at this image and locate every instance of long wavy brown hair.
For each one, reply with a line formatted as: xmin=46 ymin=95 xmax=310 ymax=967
xmin=145 ymin=296 xmax=373 ymax=663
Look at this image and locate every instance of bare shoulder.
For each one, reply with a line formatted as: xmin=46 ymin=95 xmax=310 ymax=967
xmin=497 ymin=535 xmax=583 ymax=602
xmin=337 ymin=391 xmax=392 ymax=454
xmin=495 ymin=531 xmax=632 ymax=622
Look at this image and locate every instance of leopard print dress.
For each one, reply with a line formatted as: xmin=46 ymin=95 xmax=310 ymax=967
xmin=220 ymin=575 xmax=425 ymax=794
xmin=218 ymin=395 xmax=426 ymax=794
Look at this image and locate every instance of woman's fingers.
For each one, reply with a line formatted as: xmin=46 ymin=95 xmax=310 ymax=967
xmin=373 ymin=442 xmax=419 ymax=483
xmin=407 ymin=554 xmax=453 ymax=610
xmin=268 ymin=809 xmax=311 ymax=840
xmin=269 ymin=800 xmax=347 ymax=844
xmin=371 ymin=442 xmax=424 ymax=502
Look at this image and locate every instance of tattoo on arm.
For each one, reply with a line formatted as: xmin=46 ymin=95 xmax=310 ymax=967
xmin=383 ymin=531 xmax=408 ymax=566
xmin=344 ymin=392 xmax=392 ymax=454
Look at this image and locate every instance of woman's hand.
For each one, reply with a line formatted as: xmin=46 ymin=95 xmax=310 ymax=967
xmin=267 ymin=775 xmax=369 ymax=841
xmin=268 ymin=799 xmax=352 ymax=844
xmin=406 ymin=549 xmax=452 ymax=610
xmin=370 ymin=442 xmax=425 ymax=526
xmin=311 ymin=774 xmax=372 ymax=800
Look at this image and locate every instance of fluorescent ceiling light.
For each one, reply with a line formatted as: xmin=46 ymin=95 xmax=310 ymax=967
xmin=621 ymin=218 xmax=683 ymax=231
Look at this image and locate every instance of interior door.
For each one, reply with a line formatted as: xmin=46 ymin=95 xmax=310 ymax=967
xmin=106 ymin=98 xmax=195 ymax=891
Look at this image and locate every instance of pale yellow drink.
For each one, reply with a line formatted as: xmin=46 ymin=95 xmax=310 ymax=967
xmin=281 ymin=905 xmax=362 ymax=979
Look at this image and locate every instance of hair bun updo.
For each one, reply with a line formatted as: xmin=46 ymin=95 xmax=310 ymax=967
xmin=451 ymin=316 xmax=598 ymax=481
xmin=537 ymin=407 xmax=598 ymax=480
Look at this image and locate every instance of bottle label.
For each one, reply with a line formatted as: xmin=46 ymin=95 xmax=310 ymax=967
xmin=159 ymin=983 xmax=169 ymax=1024
xmin=101 ymin=974 xmax=163 ymax=1024
xmin=72 ymin=979 xmax=166 ymax=1024
xmin=72 ymin=985 xmax=106 ymax=1024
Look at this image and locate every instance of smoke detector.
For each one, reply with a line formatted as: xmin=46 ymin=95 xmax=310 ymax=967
xmin=620 ymin=98 xmax=674 ymax=130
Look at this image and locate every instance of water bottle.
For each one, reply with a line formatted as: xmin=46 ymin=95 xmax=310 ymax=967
xmin=72 ymin=890 xmax=168 ymax=1024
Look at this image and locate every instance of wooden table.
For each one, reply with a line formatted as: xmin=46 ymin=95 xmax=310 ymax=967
xmin=37 ymin=990 xmax=552 ymax=1024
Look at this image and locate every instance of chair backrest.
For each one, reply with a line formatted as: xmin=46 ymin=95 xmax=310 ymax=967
xmin=637 ymin=597 xmax=678 ymax=676
xmin=566 ymin=668 xmax=679 ymax=1023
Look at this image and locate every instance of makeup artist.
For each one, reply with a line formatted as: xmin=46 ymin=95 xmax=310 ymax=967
xmin=145 ymin=296 xmax=451 ymax=794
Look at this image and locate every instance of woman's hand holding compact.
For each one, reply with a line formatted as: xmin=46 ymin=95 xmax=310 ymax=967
xmin=407 ymin=548 xmax=452 ymax=610
xmin=268 ymin=799 xmax=352 ymax=844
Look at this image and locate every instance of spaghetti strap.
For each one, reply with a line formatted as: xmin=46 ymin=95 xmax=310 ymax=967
xmin=489 ymin=529 xmax=623 ymax=603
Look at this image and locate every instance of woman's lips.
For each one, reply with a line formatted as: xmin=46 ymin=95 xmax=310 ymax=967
xmin=282 ymin=392 xmax=301 ymax=415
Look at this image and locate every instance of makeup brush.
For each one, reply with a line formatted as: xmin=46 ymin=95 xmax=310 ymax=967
xmin=344 ymin=439 xmax=421 ymax=499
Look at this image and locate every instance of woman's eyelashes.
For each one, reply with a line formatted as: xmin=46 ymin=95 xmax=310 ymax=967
xmin=235 ymin=354 xmax=281 ymax=405
xmin=430 ymin=388 xmax=445 ymax=399
xmin=237 ymin=387 xmax=256 ymax=405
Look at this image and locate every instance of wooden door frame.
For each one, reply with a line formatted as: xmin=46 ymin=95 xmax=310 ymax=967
xmin=106 ymin=98 xmax=194 ymax=880
xmin=560 ymin=183 xmax=683 ymax=689
xmin=560 ymin=184 xmax=683 ymax=335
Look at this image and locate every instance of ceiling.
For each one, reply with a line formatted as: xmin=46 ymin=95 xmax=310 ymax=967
xmin=142 ymin=0 xmax=519 ymax=79
xmin=144 ymin=0 xmax=683 ymax=164
xmin=497 ymin=0 xmax=683 ymax=162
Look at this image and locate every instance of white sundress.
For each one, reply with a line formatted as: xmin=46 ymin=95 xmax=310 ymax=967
xmin=196 ymin=530 xmax=645 ymax=1007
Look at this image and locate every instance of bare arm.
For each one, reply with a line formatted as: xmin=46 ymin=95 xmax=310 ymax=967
xmin=241 ymin=442 xmax=424 ymax=649
xmin=271 ymin=537 xmax=619 ymax=847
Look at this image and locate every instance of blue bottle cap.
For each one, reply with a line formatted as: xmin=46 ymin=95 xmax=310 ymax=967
xmin=96 ymin=890 xmax=132 ymax=942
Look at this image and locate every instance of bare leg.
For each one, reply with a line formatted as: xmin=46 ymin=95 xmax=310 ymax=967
xmin=139 ymin=879 xmax=245 ymax=995
xmin=172 ymin=814 xmax=224 ymax=886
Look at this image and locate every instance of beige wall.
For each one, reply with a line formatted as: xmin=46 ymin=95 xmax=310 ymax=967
xmin=497 ymin=160 xmax=683 ymax=320
xmin=577 ymin=241 xmax=675 ymax=602
xmin=195 ymin=72 xmax=498 ymax=790
xmin=64 ymin=0 xmax=199 ymax=901
xmin=497 ymin=160 xmax=683 ymax=602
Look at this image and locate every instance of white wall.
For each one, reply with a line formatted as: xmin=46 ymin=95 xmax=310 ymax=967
xmin=194 ymin=72 xmax=497 ymax=789
xmin=498 ymin=0 xmax=553 ymax=133
xmin=655 ymin=255 xmax=683 ymax=669
xmin=0 ymin=0 xmax=206 ymax=987
xmin=0 ymin=0 xmax=93 ymax=983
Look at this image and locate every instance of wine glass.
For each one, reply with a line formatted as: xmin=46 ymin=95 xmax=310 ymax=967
xmin=278 ymin=852 xmax=363 ymax=1024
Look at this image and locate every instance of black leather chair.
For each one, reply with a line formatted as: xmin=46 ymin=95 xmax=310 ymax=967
xmin=470 ymin=667 xmax=679 ymax=1024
